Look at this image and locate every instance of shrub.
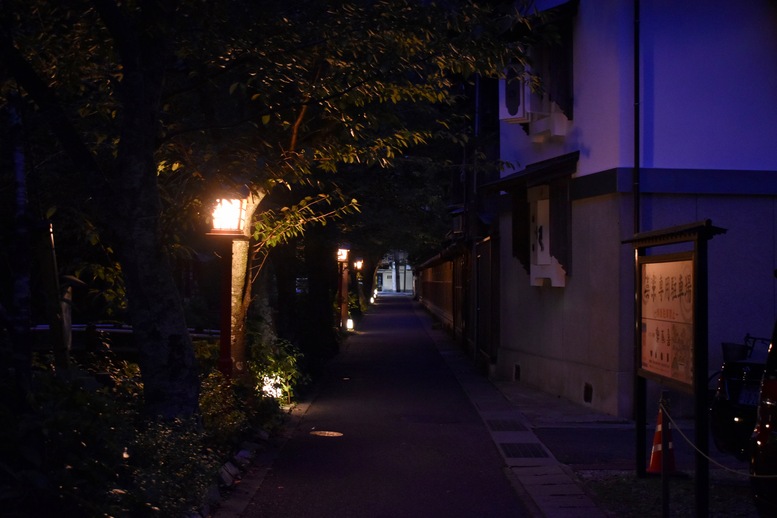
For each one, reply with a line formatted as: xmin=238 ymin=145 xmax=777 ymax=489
xmin=192 ymin=338 xmax=220 ymax=373
xmin=123 ymin=417 xmax=220 ymax=516
xmin=196 ymin=342 xmax=290 ymax=450
xmin=247 ymin=338 xmax=309 ymax=405
xmin=199 ymin=370 xmax=249 ymax=451
xmin=0 ymin=354 xmax=136 ymax=516
xmin=0 ymin=350 xmax=219 ymax=517
xmin=0 ymin=331 xmax=308 ymax=517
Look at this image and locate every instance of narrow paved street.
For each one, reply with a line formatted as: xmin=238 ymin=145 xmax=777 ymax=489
xmin=239 ymin=294 xmax=531 ymax=517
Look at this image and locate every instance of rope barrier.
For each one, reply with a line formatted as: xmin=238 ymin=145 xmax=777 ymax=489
xmin=660 ymin=402 xmax=777 ymax=479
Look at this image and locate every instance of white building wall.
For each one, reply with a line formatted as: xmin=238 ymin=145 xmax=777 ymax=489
xmin=640 ymin=1 xmax=777 ymax=170
xmin=502 ymin=0 xmax=634 ymax=176
xmin=376 ymin=266 xmax=414 ymax=293
xmin=515 ymin=0 xmax=777 ymax=173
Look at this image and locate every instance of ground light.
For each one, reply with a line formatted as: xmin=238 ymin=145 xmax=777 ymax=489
xmin=310 ymin=430 xmax=344 ymax=437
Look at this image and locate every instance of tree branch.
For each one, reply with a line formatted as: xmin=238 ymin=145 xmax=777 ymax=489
xmin=0 ymin=37 xmax=104 ymax=181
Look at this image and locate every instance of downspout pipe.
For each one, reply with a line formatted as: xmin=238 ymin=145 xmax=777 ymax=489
xmin=633 ymin=0 xmax=641 ymax=235
xmin=633 ymin=0 xmax=647 ymax=479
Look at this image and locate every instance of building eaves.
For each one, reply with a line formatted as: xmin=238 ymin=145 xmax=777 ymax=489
xmin=482 ymin=150 xmax=580 ymax=192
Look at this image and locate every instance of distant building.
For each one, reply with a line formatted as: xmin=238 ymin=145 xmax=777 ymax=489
xmin=376 ymin=251 xmax=414 ymax=293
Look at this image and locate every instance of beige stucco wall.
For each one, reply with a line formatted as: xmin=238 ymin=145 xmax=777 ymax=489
xmin=497 ymin=188 xmax=777 ymax=418
xmin=496 ymin=192 xmax=636 ymax=417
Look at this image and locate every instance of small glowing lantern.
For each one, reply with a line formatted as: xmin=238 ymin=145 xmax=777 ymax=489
xmin=337 ymin=248 xmax=350 ymax=263
xmin=354 ymin=259 xmax=364 ymax=270
xmin=346 ymin=318 xmax=354 ymax=331
xmin=210 ymin=198 xmax=249 ymax=236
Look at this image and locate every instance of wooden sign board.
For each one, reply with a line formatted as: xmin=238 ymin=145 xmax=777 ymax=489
xmin=639 ymin=253 xmax=694 ymax=391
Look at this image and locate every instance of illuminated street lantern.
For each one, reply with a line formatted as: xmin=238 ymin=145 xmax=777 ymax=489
xmin=209 ymin=195 xmax=251 ymax=377
xmin=209 ymin=198 xmax=249 ymax=236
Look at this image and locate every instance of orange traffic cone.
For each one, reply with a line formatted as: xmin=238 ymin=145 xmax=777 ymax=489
xmin=647 ymin=407 xmax=676 ymax=474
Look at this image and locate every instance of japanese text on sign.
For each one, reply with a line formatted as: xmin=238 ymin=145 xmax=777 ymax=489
xmin=640 ymin=258 xmax=694 ymax=387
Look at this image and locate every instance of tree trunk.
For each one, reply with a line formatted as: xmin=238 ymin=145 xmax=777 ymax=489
xmin=108 ymin=31 xmax=200 ymax=418
xmin=112 ymin=129 xmax=198 ymax=418
xmin=227 ymin=193 xmax=263 ymax=378
xmin=2 ymin=5 xmax=202 ymax=418
xmin=301 ymin=227 xmax=339 ymax=375
xmin=120 ymin=238 xmax=199 ymax=418
xmin=5 ymin=95 xmax=33 ymax=409
xmin=271 ymin=241 xmax=301 ymax=343
xmin=230 ymin=237 xmax=252 ymax=377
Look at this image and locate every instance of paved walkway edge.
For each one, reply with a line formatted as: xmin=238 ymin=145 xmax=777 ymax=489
xmin=212 ymin=397 xmax=314 ymax=518
xmin=414 ymin=304 xmax=607 ymax=518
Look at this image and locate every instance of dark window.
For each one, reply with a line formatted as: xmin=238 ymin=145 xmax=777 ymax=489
xmin=535 ymin=0 xmax=577 ymax=120
xmin=501 ymin=152 xmax=579 ymax=277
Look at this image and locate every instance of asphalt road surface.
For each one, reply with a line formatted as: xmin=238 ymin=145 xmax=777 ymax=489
xmin=239 ymin=294 xmax=531 ymax=517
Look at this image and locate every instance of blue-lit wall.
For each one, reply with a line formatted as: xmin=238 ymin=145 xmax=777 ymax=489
xmin=497 ymin=0 xmax=777 ymax=416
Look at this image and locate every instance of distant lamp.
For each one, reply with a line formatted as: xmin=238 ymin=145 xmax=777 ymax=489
xmin=346 ymin=318 xmax=354 ymax=331
xmin=209 ymin=198 xmax=249 ymax=236
xmin=336 ymin=246 xmax=350 ymax=332
xmin=352 ymin=258 xmax=366 ymax=309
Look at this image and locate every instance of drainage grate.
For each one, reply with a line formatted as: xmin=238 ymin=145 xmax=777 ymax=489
xmin=401 ymin=414 xmax=462 ymax=425
xmin=499 ymin=442 xmax=549 ymax=458
xmin=487 ymin=419 xmax=527 ymax=432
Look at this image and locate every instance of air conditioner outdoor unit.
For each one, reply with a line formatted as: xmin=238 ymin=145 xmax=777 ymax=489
xmin=499 ymin=75 xmax=551 ymax=124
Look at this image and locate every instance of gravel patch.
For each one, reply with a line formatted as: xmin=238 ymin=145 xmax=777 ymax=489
xmin=576 ymin=469 xmax=761 ymax=517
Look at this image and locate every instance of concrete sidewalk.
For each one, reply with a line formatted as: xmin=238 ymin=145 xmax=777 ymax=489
xmin=413 ymin=298 xmax=608 ymax=517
